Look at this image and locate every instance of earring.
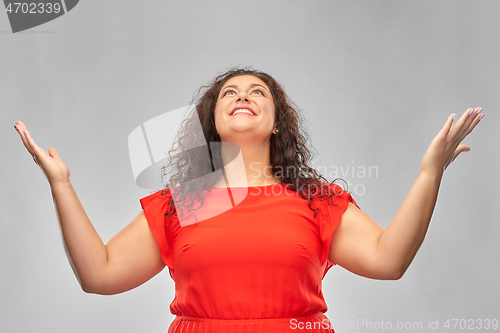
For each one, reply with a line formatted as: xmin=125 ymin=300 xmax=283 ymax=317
xmin=274 ymin=129 xmax=279 ymax=134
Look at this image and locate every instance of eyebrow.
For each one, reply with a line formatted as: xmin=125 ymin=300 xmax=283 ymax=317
xmin=220 ymin=83 xmax=270 ymax=94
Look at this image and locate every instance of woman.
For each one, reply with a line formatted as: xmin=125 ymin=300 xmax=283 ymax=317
xmin=14 ymin=67 xmax=484 ymax=332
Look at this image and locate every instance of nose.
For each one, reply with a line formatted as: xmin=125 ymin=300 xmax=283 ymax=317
xmin=237 ymin=90 xmax=249 ymax=102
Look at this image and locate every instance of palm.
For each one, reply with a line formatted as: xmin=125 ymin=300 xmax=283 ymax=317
xmin=421 ymin=107 xmax=483 ymax=176
xmin=14 ymin=121 xmax=70 ymax=186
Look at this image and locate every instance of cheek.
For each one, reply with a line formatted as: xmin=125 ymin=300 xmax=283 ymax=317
xmin=268 ymin=103 xmax=276 ymax=122
xmin=214 ymin=106 xmax=223 ymax=124
xmin=213 ymin=105 xmax=224 ymax=132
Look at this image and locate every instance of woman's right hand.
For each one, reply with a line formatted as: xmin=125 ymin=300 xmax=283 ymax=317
xmin=14 ymin=121 xmax=70 ymax=187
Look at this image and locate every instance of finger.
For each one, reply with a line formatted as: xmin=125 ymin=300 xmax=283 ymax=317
xmin=440 ymin=113 xmax=456 ymax=136
xmin=24 ymin=129 xmax=47 ymax=163
xmin=47 ymin=147 xmax=62 ymax=161
xmin=14 ymin=121 xmax=36 ymax=156
xmin=452 ymin=144 xmax=471 ymax=163
xmin=445 ymin=144 xmax=471 ymax=170
xmin=457 ymin=107 xmax=482 ymax=136
xmin=466 ymin=108 xmax=484 ymax=133
xmin=457 ymin=108 xmax=484 ymax=142
xmin=460 ymin=107 xmax=482 ymax=134
xmin=452 ymin=108 xmax=475 ymax=133
xmin=447 ymin=108 xmax=480 ymax=146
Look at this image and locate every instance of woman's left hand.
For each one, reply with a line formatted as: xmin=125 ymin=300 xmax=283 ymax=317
xmin=421 ymin=107 xmax=484 ymax=178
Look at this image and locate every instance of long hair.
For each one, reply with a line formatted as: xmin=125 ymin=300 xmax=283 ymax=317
xmin=160 ymin=66 xmax=342 ymax=224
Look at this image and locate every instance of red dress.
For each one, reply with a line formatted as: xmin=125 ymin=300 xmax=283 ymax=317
xmin=140 ymin=183 xmax=360 ymax=332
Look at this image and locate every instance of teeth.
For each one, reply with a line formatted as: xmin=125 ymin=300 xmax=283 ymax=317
xmin=233 ymin=109 xmax=254 ymax=115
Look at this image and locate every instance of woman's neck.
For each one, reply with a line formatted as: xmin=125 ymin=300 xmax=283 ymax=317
xmin=213 ymin=141 xmax=280 ymax=187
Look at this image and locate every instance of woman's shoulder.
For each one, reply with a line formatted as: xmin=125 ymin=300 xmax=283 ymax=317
xmin=140 ymin=188 xmax=173 ymax=211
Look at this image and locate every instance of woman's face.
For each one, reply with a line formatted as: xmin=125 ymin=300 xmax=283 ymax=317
xmin=214 ymin=75 xmax=276 ymax=143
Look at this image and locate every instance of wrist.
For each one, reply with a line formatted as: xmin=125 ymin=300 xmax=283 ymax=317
xmin=50 ymin=178 xmax=72 ymax=192
xmin=419 ymin=168 xmax=443 ymax=185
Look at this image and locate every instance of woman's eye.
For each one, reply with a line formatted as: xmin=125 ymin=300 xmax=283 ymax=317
xmin=252 ymin=89 xmax=264 ymax=95
xmin=222 ymin=90 xmax=235 ymax=96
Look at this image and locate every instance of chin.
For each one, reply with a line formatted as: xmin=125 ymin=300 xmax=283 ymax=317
xmin=227 ymin=125 xmax=256 ymax=134
xmin=220 ymin=130 xmax=264 ymax=141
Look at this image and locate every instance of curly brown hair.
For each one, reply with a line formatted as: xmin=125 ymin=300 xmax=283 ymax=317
xmin=160 ymin=66 xmax=342 ymax=225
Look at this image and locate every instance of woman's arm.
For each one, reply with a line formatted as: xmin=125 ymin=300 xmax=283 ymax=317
xmin=15 ymin=121 xmax=165 ymax=294
xmin=329 ymin=107 xmax=484 ymax=280
xmin=51 ymin=181 xmax=165 ymax=294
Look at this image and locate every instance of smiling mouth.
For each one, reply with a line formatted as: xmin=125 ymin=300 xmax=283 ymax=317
xmin=231 ymin=109 xmax=256 ymax=116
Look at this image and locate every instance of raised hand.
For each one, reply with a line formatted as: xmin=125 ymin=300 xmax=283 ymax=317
xmin=14 ymin=121 xmax=70 ymax=186
xmin=421 ymin=107 xmax=484 ymax=177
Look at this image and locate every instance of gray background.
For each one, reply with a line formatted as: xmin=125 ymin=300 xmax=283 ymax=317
xmin=2 ymin=1 xmax=499 ymax=332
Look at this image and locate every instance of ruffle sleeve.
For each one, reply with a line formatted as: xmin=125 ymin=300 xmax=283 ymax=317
xmin=318 ymin=183 xmax=360 ymax=278
xmin=140 ymin=189 xmax=174 ymax=270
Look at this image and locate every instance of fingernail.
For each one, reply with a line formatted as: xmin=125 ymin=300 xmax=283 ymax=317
xmin=452 ymin=113 xmax=456 ymax=120
xmin=469 ymin=108 xmax=474 ymax=115
xmin=477 ymin=107 xmax=483 ymax=114
xmin=465 ymin=148 xmax=471 ymax=152
xmin=479 ymin=114 xmax=485 ymax=120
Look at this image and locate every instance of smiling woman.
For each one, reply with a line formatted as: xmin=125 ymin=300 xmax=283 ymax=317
xmin=214 ymin=76 xmax=278 ymax=187
xmin=14 ymin=66 xmax=484 ymax=333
